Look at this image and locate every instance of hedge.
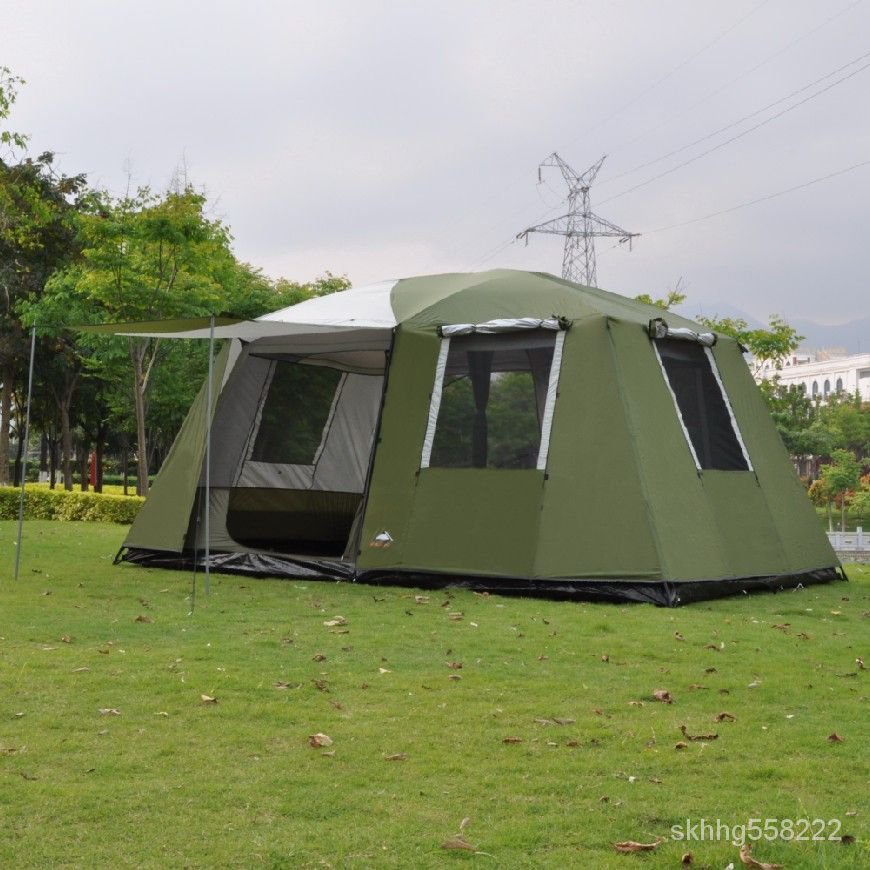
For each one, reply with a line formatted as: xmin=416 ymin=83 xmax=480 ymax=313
xmin=0 ymin=486 xmax=144 ymax=524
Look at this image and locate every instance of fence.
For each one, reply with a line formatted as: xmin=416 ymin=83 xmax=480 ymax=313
xmin=827 ymin=527 xmax=869 ymax=561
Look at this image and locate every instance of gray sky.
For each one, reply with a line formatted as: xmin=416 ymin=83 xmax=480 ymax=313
xmin=3 ymin=0 xmax=869 ymax=323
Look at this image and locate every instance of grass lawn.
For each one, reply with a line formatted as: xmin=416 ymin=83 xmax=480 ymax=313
xmin=1 ymin=521 xmax=867 ymax=868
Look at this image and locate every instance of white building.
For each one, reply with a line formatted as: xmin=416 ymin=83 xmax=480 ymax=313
xmin=755 ymin=351 xmax=870 ymax=402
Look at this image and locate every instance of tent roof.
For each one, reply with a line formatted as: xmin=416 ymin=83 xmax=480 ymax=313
xmin=88 ymin=270 xmax=712 ymax=340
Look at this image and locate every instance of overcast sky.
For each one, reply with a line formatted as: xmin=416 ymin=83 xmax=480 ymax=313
xmin=3 ymin=0 xmax=869 ymax=323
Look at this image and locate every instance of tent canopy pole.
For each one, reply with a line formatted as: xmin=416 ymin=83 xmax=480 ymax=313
xmin=13 ymin=325 xmax=37 ymax=582
xmin=204 ymin=314 xmax=215 ymax=595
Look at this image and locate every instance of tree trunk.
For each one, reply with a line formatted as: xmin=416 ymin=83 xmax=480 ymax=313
xmin=79 ymin=442 xmax=89 ymax=492
xmin=129 ymin=340 xmax=150 ymax=497
xmin=60 ymin=399 xmax=73 ymax=491
xmin=40 ymin=433 xmax=48 ymax=475
xmin=13 ymin=421 xmax=25 ymax=485
xmin=95 ymin=438 xmax=104 ymax=493
xmin=0 ymin=366 xmax=11 ymax=486
xmin=49 ymin=438 xmax=58 ymax=489
xmin=122 ymin=440 xmax=129 ymax=496
xmin=827 ymin=501 xmax=833 ymax=532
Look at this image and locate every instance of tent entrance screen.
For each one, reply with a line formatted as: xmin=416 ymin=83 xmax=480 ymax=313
xmin=429 ymin=332 xmax=556 ymax=469
xmin=655 ymin=339 xmax=750 ymax=471
xmin=224 ymin=358 xmax=383 ymax=557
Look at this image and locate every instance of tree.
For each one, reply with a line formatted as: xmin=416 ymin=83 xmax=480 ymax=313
xmin=634 ymin=277 xmax=687 ymax=311
xmin=695 ymin=314 xmax=803 ymax=378
xmin=820 ymin=448 xmax=861 ymax=532
xmin=40 ymin=185 xmax=244 ymax=495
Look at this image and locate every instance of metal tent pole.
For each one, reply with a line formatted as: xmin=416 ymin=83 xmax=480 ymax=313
xmin=204 ymin=315 xmax=215 ymax=596
xmin=13 ymin=326 xmax=37 ymax=582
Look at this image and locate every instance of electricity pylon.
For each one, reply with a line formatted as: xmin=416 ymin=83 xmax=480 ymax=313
xmin=517 ymin=153 xmax=638 ymax=287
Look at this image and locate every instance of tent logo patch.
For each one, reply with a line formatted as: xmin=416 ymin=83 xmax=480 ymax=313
xmin=370 ymin=530 xmax=394 ymax=549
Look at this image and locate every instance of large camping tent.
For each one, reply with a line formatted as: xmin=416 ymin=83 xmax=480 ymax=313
xmin=116 ymin=270 xmax=840 ymax=605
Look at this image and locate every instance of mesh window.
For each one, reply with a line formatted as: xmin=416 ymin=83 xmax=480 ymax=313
xmin=430 ymin=332 xmax=555 ymax=469
xmin=251 ymin=362 xmax=342 ymax=465
xmin=656 ymin=340 xmax=748 ymax=471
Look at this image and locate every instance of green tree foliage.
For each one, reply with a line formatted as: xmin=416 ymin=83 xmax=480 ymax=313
xmin=820 ymin=448 xmax=862 ymax=531
xmin=33 ymin=184 xmax=259 ymax=494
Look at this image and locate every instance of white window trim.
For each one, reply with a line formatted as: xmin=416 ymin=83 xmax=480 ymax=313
xmin=536 ymin=330 xmax=566 ymax=471
xmin=703 ymin=346 xmax=753 ymax=471
xmin=419 ymin=337 xmax=451 ymax=468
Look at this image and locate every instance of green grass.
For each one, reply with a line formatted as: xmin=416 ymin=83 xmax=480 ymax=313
xmin=2 ymin=521 xmax=867 ymax=868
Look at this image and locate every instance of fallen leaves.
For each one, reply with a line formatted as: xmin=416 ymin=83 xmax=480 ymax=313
xmin=679 ymin=724 xmax=718 ymax=742
xmin=312 ymin=653 xmax=327 ymax=662
xmin=308 ymin=733 xmax=333 ymax=748
xmin=502 ymin=736 xmax=523 ymax=744
xmin=98 ymin=708 xmax=121 ymax=716
xmin=441 ymin=835 xmax=476 ymax=852
xmin=383 ymin=753 xmax=407 ymax=761
xmin=652 ymin=689 xmax=673 ymax=704
xmin=323 ymin=616 xmax=347 ymax=627
xmin=534 ymin=716 xmax=576 ymax=726
xmin=715 ymin=711 xmax=737 ymax=722
xmin=200 ymin=694 xmax=218 ymax=704
xmin=738 ymin=843 xmax=783 ymax=869
xmin=827 ymin=732 xmax=845 ymax=742
xmin=613 ymin=837 xmax=663 ymax=853
xmin=134 ymin=614 xmax=153 ymax=624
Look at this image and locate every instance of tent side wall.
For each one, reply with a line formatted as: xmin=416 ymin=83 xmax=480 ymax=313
xmin=710 ymin=341 xmax=837 ymax=573
xmin=534 ymin=315 xmax=661 ymax=580
xmin=609 ymin=319 xmax=837 ymax=583
xmin=122 ymin=341 xmax=232 ymax=553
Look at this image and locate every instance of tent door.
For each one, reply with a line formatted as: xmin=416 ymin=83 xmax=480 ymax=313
xmin=215 ymin=355 xmax=385 ymax=559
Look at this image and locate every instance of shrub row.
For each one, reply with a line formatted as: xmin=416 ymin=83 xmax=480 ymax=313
xmin=0 ymin=486 xmax=144 ymax=524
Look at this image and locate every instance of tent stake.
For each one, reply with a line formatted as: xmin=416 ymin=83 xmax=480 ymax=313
xmin=204 ymin=314 xmax=215 ymax=596
xmin=13 ymin=326 xmax=37 ymax=582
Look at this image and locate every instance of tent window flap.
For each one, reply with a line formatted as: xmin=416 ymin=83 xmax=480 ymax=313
xmin=654 ymin=339 xmax=751 ymax=471
xmin=422 ymin=331 xmax=560 ymax=470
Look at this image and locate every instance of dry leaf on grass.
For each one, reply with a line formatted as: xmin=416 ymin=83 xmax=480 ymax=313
xmin=827 ymin=732 xmax=844 ymax=742
xmin=652 ymin=689 xmax=673 ymax=704
xmin=134 ymin=615 xmax=153 ymax=623
xmin=448 ymin=674 xmax=462 ymax=681
xmin=323 ymin=616 xmax=347 ymax=627
xmin=441 ymin=835 xmax=476 ymax=851
xmin=447 ymin=661 xmax=463 ymax=669
xmin=502 ymin=736 xmax=523 ymax=744
xmin=308 ymin=733 xmax=333 ymax=748
xmin=98 ymin=708 xmax=121 ymax=716
xmin=675 ymin=740 xmax=688 ymax=750
xmin=200 ymin=694 xmax=218 ymax=704
xmin=72 ymin=667 xmax=90 ymax=673
xmin=384 ymin=753 xmax=407 ymax=761
xmin=738 ymin=843 xmax=783 ymax=869
xmin=628 ymin=700 xmax=644 ymax=707
xmin=681 ymin=853 xmax=694 ymax=865
xmin=60 ymin=635 xmax=73 ymax=643
xmin=448 ymin=612 xmax=464 ymax=621
xmin=674 ymin=631 xmax=685 ymax=641
xmin=312 ymin=653 xmax=327 ymax=662
xmin=680 ymin=724 xmax=718 ymax=741
xmin=715 ymin=711 xmax=737 ymax=722
xmin=613 ymin=836 xmax=663 ymax=853
xmin=414 ymin=595 xmax=429 ymax=604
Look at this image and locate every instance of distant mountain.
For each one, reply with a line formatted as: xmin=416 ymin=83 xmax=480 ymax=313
xmin=674 ymin=302 xmax=869 ymax=355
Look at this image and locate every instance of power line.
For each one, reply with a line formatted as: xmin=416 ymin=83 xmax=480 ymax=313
xmin=644 ymin=157 xmax=870 ymax=234
xmin=600 ymin=47 xmax=870 ymax=187
xmin=580 ymin=0 xmax=771 ymax=141
xmin=604 ymin=0 xmax=866 ymax=162
xmin=596 ymin=58 xmax=870 ymax=207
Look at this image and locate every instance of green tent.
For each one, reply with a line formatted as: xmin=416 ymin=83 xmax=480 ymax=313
xmin=118 ymin=270 xmax=841 ymax=605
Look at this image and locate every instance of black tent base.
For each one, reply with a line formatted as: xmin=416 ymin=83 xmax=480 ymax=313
xmin=118 ymin=547 xmax=843 ymax=607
